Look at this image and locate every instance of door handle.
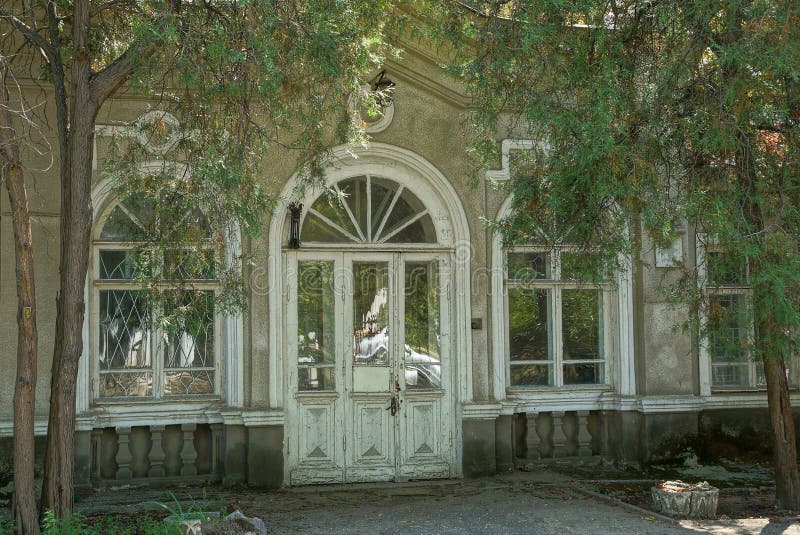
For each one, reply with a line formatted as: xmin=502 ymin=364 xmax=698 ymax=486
xmin=387 ymin=395 xmax=399 ymax=416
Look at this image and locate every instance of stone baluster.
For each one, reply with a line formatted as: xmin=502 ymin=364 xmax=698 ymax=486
xmin=91 ymin=429 xmax=103 ymax=481
xmin=115 ymin=427 xmax=133 ymax=480
xmin=148 ymin=425 xmax=167 ymax=477
xmin=180 ymin=423 xmax=198 ymax=476
xmin=210 ymin=423 xmax=223 ymax=479
xmin=525 ymin=413 xmax=541 ymax=460
xmin=551 ymin=412 xmax=569 ymax=458
xmin=598 ymin=410 xmax=610 ymax=456
xmin=577 ymin=410 xmax=593 ymax=457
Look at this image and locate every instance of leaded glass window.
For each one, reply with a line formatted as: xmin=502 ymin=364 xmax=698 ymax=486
xmin=94 ymin=198 xmax=218 ymax=399
xmin=301 ymin=176 xmax=437 ymax=244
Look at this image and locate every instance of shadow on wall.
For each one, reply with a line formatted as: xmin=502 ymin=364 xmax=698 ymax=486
xmin=651 ymin=409 xmax=800 ymax=464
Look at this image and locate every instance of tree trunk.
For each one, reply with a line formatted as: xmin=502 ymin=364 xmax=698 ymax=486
xmin=1 ymin=69 xmax=41 ymax=535
xmin=40 ymin=0 xmax=96 ymax=516
xmin=760 ymin=324 xmax=800 ymax=509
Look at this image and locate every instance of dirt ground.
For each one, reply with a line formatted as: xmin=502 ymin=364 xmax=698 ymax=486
xmin=2 ymin=461 xmax=800 ymax=534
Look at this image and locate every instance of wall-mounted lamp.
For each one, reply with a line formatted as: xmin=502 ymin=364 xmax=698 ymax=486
xmin=288 ymin=202 xmax=303 ymax=249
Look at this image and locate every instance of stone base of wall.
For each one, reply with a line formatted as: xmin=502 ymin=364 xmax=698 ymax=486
xmin=5 ymin=406 xmax=798 ymax=490
xmin=502 ymin=407 xmax=800 ymax=468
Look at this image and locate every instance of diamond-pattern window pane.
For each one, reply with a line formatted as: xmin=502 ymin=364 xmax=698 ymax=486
xmin=163 ymin=290 xmax=215 ymax=377
xmin=100 ymin=206 xmax=142 ymax=241
xmin=164 ymin=249 xmax=216 ymax=280
xmin=165 ymin=370 xmax=214 ymax=395
xmin=99 ymin=250 xmax=138 ymax=279
xmin=99 ymin=372 xmax=153 ymax=397
xmin=98 ymin=290 xmax=152 ymax=372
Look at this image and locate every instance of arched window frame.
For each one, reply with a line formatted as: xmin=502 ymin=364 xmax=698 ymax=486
xmin=91 ymin=197 xmax=220 ymax=400
xmin=77 ymin=166 xmax=244 ymax=412
xmin=299 ymin=174 xmax=438 ymax=246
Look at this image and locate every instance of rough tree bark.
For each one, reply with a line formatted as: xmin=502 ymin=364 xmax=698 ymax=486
xmin=40 ymin=0 xmax=96 ymax=516
xmin=0 ymin=66 xmax=41 ymax=535
xmin=40 ymin=0 xmax=158 ymax=516
xmin=758 ymin=292 xmax=800 ymax=509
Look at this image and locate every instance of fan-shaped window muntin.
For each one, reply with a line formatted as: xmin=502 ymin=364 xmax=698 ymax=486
xmin=93 ymin=197 xmax=220 ymax=400
xmin=301 ymin=175 xmax=437 ymax=245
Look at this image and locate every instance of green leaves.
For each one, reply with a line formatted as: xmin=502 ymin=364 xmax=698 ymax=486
xmin=440 ymin=0 xmax=800 ymax=359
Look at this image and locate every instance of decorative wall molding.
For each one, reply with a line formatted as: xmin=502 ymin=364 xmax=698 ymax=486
xmin=93 ymin=110 xmax=198 ymax=169
xmin=486 ymin=139 xmax=547 ymax=182
xmin=2 ymin=395 xmax=790 ymax=438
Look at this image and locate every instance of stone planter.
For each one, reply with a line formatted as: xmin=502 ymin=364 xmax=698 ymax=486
xmin=168 ymin=510 xmax=267 ymax=535
xmin=166 ymin=512 xmax=220 ymax=535
xmin=651 ymin=480 xmax=719 ymax=518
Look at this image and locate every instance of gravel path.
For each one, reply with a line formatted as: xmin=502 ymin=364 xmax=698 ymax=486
xmin=10 ymin=468 xmax=796 ymax=534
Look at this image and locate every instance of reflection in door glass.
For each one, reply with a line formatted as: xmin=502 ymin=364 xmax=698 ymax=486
xmin=404 ymin=261 xmax=441 ymax=389
xmin=353 ymin=263 xmax=390 ymax=366
xmin=297 ymin=261 xmax=335 ymax=390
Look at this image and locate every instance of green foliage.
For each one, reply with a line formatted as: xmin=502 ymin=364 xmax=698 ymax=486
xmin=68 ymin=0 xmax=415 ymax=321
xmin=34 ymin=509 xmax=182 ymax=535
xmin=433 ymin=0 xmax=800 ymax=362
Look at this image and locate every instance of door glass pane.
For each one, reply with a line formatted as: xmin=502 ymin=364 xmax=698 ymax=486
xmin=299 ymin=367 xmax=335 ymax=391
xmin=297 ymin=261 xmax=336 ymax=390
xmin=562 ymin=290 xmax=603 ymax=361
xmin=353 ymin=262 xmax=390 ymax=366
xmin=405 ymin=261 xmax=441 ymax=389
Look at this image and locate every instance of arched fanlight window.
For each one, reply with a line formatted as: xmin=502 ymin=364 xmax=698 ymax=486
xmin=93 ymin=197 xmax=218 ymax=399
xmin=301 ymin=175 xmax=437 ymax=244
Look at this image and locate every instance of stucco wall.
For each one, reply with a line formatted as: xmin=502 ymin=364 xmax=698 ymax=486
xmin=637 ymin=229 xmax=698 ymax=396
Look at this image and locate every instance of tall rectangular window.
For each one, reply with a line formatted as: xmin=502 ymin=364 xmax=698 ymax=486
xmin=505 ymin=248 xmax=606 ymax=388
xmin=95 ymin=199 xmax=219 ymax=400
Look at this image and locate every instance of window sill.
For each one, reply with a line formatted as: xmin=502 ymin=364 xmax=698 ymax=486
xmin=507 ymin=385 xmax=613 ymax=395
xmin=710 ymin=387 xmax=798 ymax=394
xmin=93 ymin=395 xmax=221 ymax=406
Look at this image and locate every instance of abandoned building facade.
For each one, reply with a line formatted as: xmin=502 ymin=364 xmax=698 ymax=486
xmin=0 ymin=46 xmax=789 ymax=489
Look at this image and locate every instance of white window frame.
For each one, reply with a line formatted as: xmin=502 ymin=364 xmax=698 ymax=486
xmin=76 ymin=169 xmax=244 ymax=414
xmin=91 ymin=200 xmax=222 ymax=402
xmin=698 ymin=238 xmax=770 ymax=394
xmin=503 ymin=246 xmax=613 ymax=389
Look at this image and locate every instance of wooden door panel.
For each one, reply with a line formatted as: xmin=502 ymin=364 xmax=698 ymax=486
xmin=345 ymin=397 xmax=395 ymax=482
xmin=397 ymin=396 xmax=451 ymax=478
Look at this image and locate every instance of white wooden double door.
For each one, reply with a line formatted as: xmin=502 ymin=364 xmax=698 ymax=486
xmin=285 ymin=251 xmax=456 ymax=484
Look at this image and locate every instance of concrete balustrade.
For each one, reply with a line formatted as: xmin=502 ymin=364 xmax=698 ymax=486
xmin=523 ymin=410 xmax=600 ymax=460
xmin=94 ymin=423 xmax=217 ymax=483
